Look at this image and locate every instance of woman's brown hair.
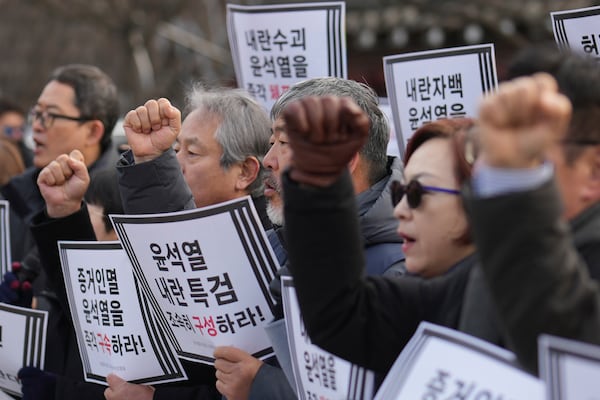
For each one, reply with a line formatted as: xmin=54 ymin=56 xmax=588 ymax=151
xmin=0 ymin=137 xmax=25 ymax=185
xmin=403 ymin=118 xmax=477 ymax=244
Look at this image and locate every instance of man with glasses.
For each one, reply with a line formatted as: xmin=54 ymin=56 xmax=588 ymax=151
xmin=1 ymin=64 xmax=120 ymax=230
xmin=0 ymin=98 xmax=32 ymax=167
xmin=458 ymin=47 xmax=600 ymax=373
xmin=0 ymin=65 xmax=120 ymax=398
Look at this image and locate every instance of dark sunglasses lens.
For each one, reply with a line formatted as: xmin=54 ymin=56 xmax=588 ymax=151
xmin=391 ymin=181 xmax=404 ymax=206
xmin=406 ymin=180 xmax=423 ymax=209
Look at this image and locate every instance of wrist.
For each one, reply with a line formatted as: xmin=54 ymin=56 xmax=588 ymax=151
xmin=133 ymin=153 xmax=161 ymax=164
xmin=288 ymin=167 xmax=342 ymax=188
xmin=46 ymin=202 xmax=82 ymax=219
xmin=479 ymin=154 xmax=545 ymax=170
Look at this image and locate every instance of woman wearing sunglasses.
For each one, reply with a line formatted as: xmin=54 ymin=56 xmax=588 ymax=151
xmin=394 ymin=118 xmax=475 ymax=278
xmin=282 ymin=96 xmax=478 ymax=375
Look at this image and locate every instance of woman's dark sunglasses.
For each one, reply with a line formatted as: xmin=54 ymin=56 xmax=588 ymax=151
xmin=390 ymin=179 xmax=461 ymax=209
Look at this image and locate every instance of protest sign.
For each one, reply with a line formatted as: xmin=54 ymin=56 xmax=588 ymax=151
xmin=0 ymin=303 xmax=47 ymax=396
xmin=0 ymin=390 xmax=12 ymax=400
xmin=227 ymin=1 xmax=346 ymax=110
xmin=378 ymin=97 xmax=401 ymax=158
xmin=374 ymin=322 xmax=545 ymax=399
xmin=0 ymin=201 xmax=11 ymax=276
xmin=539 ymin=334 xmax=600 ymax=400
xmin=383 ymin=44 xmax=497 ymax=155
xmin=59 ymin=241 xmax=186 ymax=385
xmin=282 ymin=277 xmax=375 ymax=400
xmin=551 ymin=5 xmax=600 ymax=61
xmin=111 ymin=196 xmax=278 ymax=364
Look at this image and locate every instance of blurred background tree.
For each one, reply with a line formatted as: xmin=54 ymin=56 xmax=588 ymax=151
xmin=0 ymin=0 xmax=594 ymax=120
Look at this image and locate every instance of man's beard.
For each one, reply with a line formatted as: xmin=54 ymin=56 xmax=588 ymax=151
xmin=266 ymin=201 xmax=284 ymax=226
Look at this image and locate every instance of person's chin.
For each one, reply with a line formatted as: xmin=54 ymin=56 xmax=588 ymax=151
xmin=266 ymin=202 xmax=284 ymax=226
xmin=33 ymin=156 xmax=47 ymax=169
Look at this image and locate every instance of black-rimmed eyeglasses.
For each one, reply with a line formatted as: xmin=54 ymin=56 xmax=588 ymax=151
xmin=390 ymin=179 xmax=460 ymax=209
xmin=28 ymin=108 xmax=92 ymax=130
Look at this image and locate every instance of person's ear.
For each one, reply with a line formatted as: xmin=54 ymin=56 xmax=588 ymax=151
xmin=347 ymin=152 xmax=360 ymax=174
xmin=85 ymin=120 xmax=105 ymax=147
xmin=235 ymin=156 xmax=261 ymax=192
xmin=586 ymin=147 xmax=600 ymax=199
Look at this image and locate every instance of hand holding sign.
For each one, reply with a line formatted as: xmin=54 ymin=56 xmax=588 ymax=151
xmin=123 ymin=98 xmax=181 ymax=164
xmin=214 ymin=346 xmax=264 ymax=400
xmin=283 ymin=96 xmax=370 ymax=187
xmin=104 ymin=374 xmax=154 ymax=400
xmin=478 ymin=72 xmax=572 ymax=169
xmin=37 ymin=150 xmax=89 ymax=218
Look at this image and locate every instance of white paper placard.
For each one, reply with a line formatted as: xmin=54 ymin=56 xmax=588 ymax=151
xmin=59 ymin=241 xmax=186 ymax=385
xmin=378 ymin=97 xmax=401 ymax=158
xmin=227 ymin=1 xmax=347 ymax=111
xmin=383 ymin=44 xmax=497 ymax=155
xmin=0 ymin=201 xmax=11 ymax=276
xmin=111 ymin=196 xmax=278 ymax=364
xmin=539 ymin=334 xmax=600 ymax=400
xmin=375 ymin=322 xmax=545 ymax=400
xmin=0 ymin=390 xmax=13 ymax=400
xmin=281 ymin=277 xmax=375 ymax=400
xmin=551 ymin=5 xmax=600 ymax=60
xmin=0 ymin=303 xmax=47 ymax=396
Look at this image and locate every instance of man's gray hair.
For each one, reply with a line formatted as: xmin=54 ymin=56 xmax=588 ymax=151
xmin=186 ymin=85 xmax=271 ymax=198
xmin=271 ymin=77 xmax=390 ymax=185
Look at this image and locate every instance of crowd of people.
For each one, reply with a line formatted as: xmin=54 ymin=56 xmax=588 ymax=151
xmin=0 ymin=42 xmax=599 ymax=400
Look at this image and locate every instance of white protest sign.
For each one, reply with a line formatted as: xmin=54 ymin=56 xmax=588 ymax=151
xmin=551 ymin=5 xmax=600 ymax=60
xmin=539 ymin=334 xmax=600 ymax=399
xmin=227 ymin=1 xmax=347 ymax=111
xmin=0 ymin=201 xmax=11 ymax=276
xmin=0 ymin=303 xmax=47 ymax=396
xmin=378 ymin=97 xmax=401 ymax=158
xmin=111 ymin=196 xmax=278 ymax=364
xmin=375 ymin=322 xmax=545 ymax=400
xmin=383 ymin=44 xmax=497 ymax=155
xmin=0 ymin=390 xmax=13 ymax=400
xmin=281 ymin=277 xmax=375 ymax=400
xmin=59 ymin=241 xmax=186 ymax=385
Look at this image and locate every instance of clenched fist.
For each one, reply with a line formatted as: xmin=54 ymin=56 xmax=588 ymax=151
xmin=37 ymin=150 xmax=89 ymax=218
xmin=123 ymin=98 xmax=181 ymax=163
xmin=478 ymin=72 xmax=572 ymax=169
xmin=283 ymin=96 xmax=370 ymax=187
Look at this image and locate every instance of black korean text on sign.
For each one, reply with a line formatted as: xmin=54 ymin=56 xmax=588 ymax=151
xmin=81 ymin=298 xmax=124 ymax=327
xmin=421 ymin=368 xmax=513 ymax=400
xmin=83 ymin=329 xmax=147 ymax=357
xmin=78 ymin=267 xmax=120 ymax=296
xmin=190 ymin=305 xmax=266 ymax=337
xmin=405 ymin=73 xmax=466 ymax=130
xmin=581 ymin=34 xmax=600 ymax=59
xmin=245 ymin=28 xmax=306 ymax=52
xmin=149 ymin=240 xmax=208 ymax=273
xmin=303 ymin=351 xmax=337 ymax=391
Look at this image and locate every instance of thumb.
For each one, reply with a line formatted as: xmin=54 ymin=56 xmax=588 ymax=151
xmin=67 ymin=151 xmax=90 ymax=181
xmin=214 ymin=345 xmax=246 ymax=361
xmin=106 ymin=373 xmax=126 ymax=388
xmin=158 ymin=98 xmax=181 ymax=132
xmin=69 ymin=149 xmax=85 ymax=164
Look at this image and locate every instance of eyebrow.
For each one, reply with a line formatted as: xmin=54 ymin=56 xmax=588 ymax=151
xmin=273 ymin=124 xmax=286 ymax=133
xmin=409 ymin=172 xmax=436 ymax=180
xmin=182 ymin=135 xmax=199 ymax=146
xmin=34 ymin=103 xmax=63 ymax=112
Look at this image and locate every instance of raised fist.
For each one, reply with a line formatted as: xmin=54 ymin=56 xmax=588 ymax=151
xmin=283 ymin=96 xmax=370 ymax=187
xmin=122 ymin=98 xmax=181 ymax=163
xmin=478 ymin=72 xmax=572 ymax=169
xmin=37 ymin=150 xmax=89 ymax=218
